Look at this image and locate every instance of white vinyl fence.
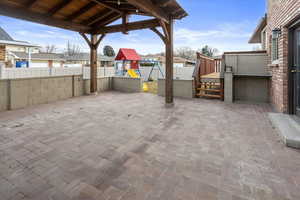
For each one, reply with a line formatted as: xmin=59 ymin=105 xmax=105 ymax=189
xmin=139 ymin=66 xmax=194 ymax=81
xmin=0 ymin=64 xmax=194 ymax=81
xmin=83 ymin=67 xmax=115 ymax=79
xmin=0 ymin=65 xmax=115 ymax=80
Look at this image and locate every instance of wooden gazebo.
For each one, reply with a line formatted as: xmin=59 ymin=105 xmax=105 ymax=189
xmin=0 ymin=0 xmax=187 ymax=105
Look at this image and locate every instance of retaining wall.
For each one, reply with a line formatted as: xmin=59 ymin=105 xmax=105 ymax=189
xmin=0 ymin=76 xmax=143 ymax=111
xmin=112 ymin=77 xmax=142 ymax=93
xmin=158 ymin=79 xmax=194 ymax=98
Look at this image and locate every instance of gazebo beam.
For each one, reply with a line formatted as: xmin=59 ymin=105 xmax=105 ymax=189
xmin=93 ymin=19 xmax=160 ymax=34
xmin=0 ymin=3 xmax=90 ymax=33
xmin=126 ymin=0 xmax=169 ymax=23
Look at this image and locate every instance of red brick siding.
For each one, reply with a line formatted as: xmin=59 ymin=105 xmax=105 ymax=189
xmin=267 ymin=0 xmax=300 ymax=112
xmin=0 ymin=45 xmax=5 ymax=61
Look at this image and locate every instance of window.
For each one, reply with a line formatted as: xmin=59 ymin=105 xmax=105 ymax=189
xmin=272 ymin=30 xmax=280 ymax=61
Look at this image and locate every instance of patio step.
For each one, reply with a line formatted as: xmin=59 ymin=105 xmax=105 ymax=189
xmin=197 ymin=88 xmax=221 ymax=92
xmin=268 ymin=113 xmax=300 ymax=149
xmin=196 ymin=93 xmax=221 ymax=99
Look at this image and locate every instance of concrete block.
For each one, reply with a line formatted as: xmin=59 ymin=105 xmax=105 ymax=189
xmin=268 ymin=113 xmax=300 ymax=149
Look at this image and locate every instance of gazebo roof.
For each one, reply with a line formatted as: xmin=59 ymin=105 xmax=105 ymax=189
xmin=0 ymin=0 xmax=187 ymax=34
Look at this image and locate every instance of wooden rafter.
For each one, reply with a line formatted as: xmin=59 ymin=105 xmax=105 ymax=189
xmin=82 ymin=9 xmax=114 ymax=26
xmin=67 ymin=2 xmax=96 ymax=21
xmin=47 ymin=0 xmax=74 ymax=16
xmin=155 ymin=0 xmax=174 ymax=7
xmin=26 ymin=0 xmax=39 ymax=8
xmin=0 ymin=3 xmax=90 ymax=33
xmin=90 ymin=0 xmax=122 ymax=14
xmin=126 ymin=0 xmax=169 ymax=23
xmin=93 ymin=18 xmax=160 ymax=34
xmin=93 ymin=13 xmax=121 ymax=27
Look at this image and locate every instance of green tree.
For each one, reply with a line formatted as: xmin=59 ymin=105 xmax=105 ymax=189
xmin=103 ymin=45 xmax=115 ymax=57
xmin=200 ymin=45 xmax=219 ymax=57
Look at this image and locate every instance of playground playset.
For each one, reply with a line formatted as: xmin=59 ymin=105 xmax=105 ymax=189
xmin=115 ymin=48 xmax=164 ymax=92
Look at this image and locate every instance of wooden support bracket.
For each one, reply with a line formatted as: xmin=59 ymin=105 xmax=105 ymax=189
xmin=79 ymin=33 xmax=106 ymax=49
xmin=150 ymin=27 xmax=167 ymax=44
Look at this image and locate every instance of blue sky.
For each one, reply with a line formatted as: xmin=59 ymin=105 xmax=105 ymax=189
xmin=0 ymin=0 xmax=266 ymax=55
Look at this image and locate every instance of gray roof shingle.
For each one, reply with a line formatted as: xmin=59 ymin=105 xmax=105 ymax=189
xmin=0 ymin=26 xmax=14 ymax=41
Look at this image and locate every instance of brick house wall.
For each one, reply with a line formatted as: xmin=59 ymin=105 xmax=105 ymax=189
xmin=267 ymin=0 xmax=300 ymax=113
xmin=0 ymin=45 xmax=5 ymax=61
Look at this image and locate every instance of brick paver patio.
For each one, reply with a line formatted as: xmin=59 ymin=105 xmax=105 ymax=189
xmin=0 ymin=92 xmax=300 ymax=200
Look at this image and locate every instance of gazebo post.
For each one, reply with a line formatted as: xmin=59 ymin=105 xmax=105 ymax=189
xmin=165 ymin=16 xmax=174 ymax=105
xmin=80 ymin=33 xmax=106 ymax=94
xmin=90 ymin=34 xmax=98 ymax=93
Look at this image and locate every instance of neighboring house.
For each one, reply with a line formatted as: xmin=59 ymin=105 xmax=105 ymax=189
xmin=65 ymin=53 xmax=115 ymax=67
xmin=142 ymin=55 xmax=196 ymax=68
xmin=249 ymin=0 xmax=300 ymax=114
xmin=0 ymin=27 xmax=114 ymax=68
xmin=0 ymin=26 xmax=40 ymax=67
xmin=11 ymin=52 xmax=65 ymax=68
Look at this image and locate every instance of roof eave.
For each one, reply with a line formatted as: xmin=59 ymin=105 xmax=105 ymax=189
xmin=248 ymin=15 xmax=267 ymax=44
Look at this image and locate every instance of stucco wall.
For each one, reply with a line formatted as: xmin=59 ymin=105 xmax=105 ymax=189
xmin=158 ymin=79 xmax=194 ymax=98
xmin=112 ymin=77 xmax=141 ymax=93
xmin=234 ymin=77 xmax=270 ymax=103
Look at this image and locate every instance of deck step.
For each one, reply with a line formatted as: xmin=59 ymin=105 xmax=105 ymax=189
xmin=197 ymin=88 xmax=221 ymax=92
xmin=196 ymin=93 xmax=221 ymax=99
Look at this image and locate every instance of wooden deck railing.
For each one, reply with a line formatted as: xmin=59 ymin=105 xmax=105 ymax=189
xmin=197 ymin=53 xmax=222 ymax=76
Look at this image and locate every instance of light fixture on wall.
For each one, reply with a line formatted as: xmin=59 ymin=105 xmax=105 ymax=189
xmin=272 ymin=28 xmax=282 ymax=38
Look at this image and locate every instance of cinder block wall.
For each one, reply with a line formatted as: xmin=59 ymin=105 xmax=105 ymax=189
xmin=158 ymin=79 xmax=194 ymax=98
xmin=112 ymin=77 xmax=141 ymax=93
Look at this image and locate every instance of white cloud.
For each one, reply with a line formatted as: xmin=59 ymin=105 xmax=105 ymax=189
xmin=174 ymin=21 xmax=256 ymax=53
